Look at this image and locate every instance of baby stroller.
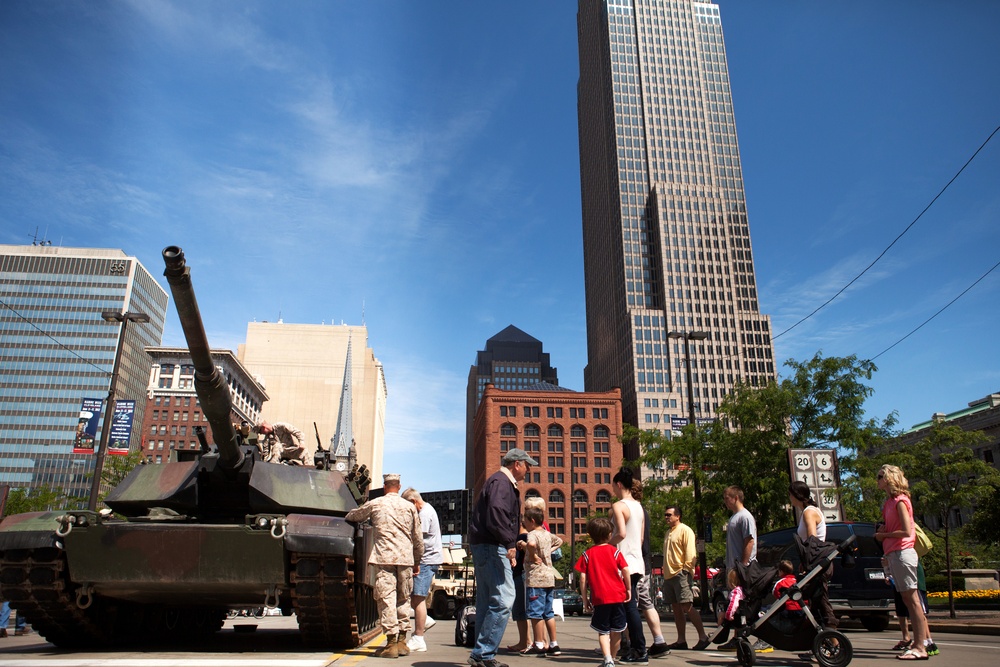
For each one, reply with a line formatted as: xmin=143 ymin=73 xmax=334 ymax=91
xmin=709 ymin=533 xmax=857 ymax=667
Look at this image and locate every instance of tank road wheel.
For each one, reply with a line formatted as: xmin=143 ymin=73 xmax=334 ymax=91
xmin=736 ymin=637 xmax=755 ymax=667
xmin=813 ymin=629 xmax=852 ymax=667
xmin=0 ymin=547 xmax=114 ymax=648
xmin=291 ymin=552 xmax=378 ymax=649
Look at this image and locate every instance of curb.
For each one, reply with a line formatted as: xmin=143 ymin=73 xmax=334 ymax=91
xmin=927 ymin=622 xmax=1000 ymax=637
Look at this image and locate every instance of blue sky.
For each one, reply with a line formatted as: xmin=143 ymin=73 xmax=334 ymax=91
xmin=2 ymin=1 xmax=998 ymax=491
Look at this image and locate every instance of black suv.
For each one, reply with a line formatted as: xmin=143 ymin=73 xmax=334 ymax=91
xmin=711 ymin=522 xmax=893 ymax=631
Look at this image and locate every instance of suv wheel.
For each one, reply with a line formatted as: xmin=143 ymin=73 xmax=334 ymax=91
xmin=859 ymin=614 xmax=889 ymax=632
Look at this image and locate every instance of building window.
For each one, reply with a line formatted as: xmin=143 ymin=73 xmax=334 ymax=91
xmin=159 ymin=377 xmax=173 ymax=389
xmin=547 ymin=456 xmax=564 ymax=467
xmin=592 ymin=408 xmax=608 ymax=419
xmin=523 ymin=406 xmax=539 ymax=418
xmin=572 ymin=441 xmax=587 ymax=453
xmin=500 ymin=406 xmax=509 ymax=417
xmin=547 ymin=441 xmax=563 ymax=452
xmin=571 ymin=425 xmax=587 ymax=438
xmin=547 ymin=424 xmax=564 ymax=437
xmin=596 ymin=490 xmax=613 ymax=504
xmin=549 ymin=489 xmax=565 ymax=504
xmin=500 ymin=440 xmax=515 ymax=452
xmin=574 ymin=456 xmax=588 ymax=468
xmin=525 ymin=489 xmax=541 ymax=500
xmin=594 ymin=426 xmax=610 ymax=439
xmin=500 ymin=423 xmax=517 ymax=437
xmin=572 ymin=489 xmax=588 ymax=504
xmin=524 ymin=424 xmax=540 ymax=437
xmin=546 ymin=407 xmax=563 ymax=418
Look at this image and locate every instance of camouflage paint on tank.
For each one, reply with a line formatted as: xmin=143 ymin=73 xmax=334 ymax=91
xmin=0 ymin=512 xmax=62 ymax=550
xmin=104 ymin=461 xmax=200 ymax=515
xmin=248 ymin=463 xmax=358 ymax=515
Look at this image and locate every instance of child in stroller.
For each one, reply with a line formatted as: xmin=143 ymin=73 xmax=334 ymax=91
xmin=708 ymin=534 xmax=856 ymax=667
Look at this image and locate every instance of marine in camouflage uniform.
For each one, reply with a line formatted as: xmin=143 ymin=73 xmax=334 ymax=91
xmin=345 ymin=473 xmax=423 ymax=658
xmin=255 ymin=420 xmax=309 ymax=465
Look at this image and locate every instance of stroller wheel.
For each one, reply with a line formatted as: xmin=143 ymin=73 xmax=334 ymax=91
xmin=736 ymin=638 xmax=755 ymax=667
xmin=813 ymin=629 xmax=852 ymax=667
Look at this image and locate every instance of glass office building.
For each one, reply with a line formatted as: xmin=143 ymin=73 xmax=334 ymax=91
xmin=0 ymin=245 xmax=167 ymax=498
xmin=577 ymin=0 xmax=777 ymax=443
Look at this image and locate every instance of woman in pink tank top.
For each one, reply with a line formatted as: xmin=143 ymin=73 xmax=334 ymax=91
xmin=875 ymin=465 xmax=928 ymax=660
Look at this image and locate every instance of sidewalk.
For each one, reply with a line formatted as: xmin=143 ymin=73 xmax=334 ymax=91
xmin=925 ymin=609 xmax=1000 ymax=636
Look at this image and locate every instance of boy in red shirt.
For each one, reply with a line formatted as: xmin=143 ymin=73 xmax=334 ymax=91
xmin=575 ymin=516 xmax=632 ymax=667
xmin=772 ymin=560 xmax=805 ymax=623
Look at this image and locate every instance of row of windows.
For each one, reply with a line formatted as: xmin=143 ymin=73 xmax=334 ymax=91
xmin=526 ymin=488 xmax=614 ymax=505
xmin=153 ymin=396 xmax=197 ymax=407
xmin=149 ymin=410 xmax=204 ymax=422
xmin=498 ymin=405 xmax=610 ymax=420
xmin=498 ymin=423 xmax=611 ymax=439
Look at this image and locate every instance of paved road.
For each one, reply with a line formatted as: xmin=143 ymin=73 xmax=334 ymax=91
xmin=1 ymin=615 xmax=999 ymax=667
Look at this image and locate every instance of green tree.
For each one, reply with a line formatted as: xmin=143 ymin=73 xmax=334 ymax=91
xmin=966 ymin=481 xmax=1000 ymax=544
xmin=633 ymin=353 xmax=897 ymax=534
xmin=1 ymin=485 xmax=75 ymax=517
xmin=906 ymin=421 xmax=998 ymax=618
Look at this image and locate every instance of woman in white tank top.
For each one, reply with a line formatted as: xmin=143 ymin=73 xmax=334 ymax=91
xmin=610 ymin=469 xmax=647 ymax=657
xmin=789 ymin=480 xmax=836 ymax=630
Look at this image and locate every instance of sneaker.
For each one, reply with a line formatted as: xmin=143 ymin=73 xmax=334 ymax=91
xmin=926 ymin=642 xmax=940 ymax=656
xmin=602 ymin=659 xmax=615 ymax=667
xmin=482 ymin=660 xmax=510 ymax=667
xmin=892 ymin=640 xmax=913 ymax=652
xmin=468 ymin=657 xmax=485 ymax=667
xmin=648 ymin=642 xmax=671 ymax=657
xmin=693 ymin=638 xmax=711 ymax=651
xmin=520 ymin=645 xmax=547 ymax=656
xmin=752 ymin=640 xmax=774 ymax=654
xmin=717 ymin=638 xmax=739 ymax=652
xmin=406 ymin=636 xmax=427 ymax=652
xmin=619 ymin=651 xmax=649 ymax=665
xmin=546 ymin=645 xmax=562 ymax=656
xmin=14 ymin=628 xmax=31 ymax=637
xmin=425 ymin=616 xmax=437 ymax=630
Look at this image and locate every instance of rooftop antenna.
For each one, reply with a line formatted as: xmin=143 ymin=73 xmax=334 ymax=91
xmin=362 ymin=299 xmax=366 ymax=327
xmin=30 ymin=226 xmax=53 ymax=246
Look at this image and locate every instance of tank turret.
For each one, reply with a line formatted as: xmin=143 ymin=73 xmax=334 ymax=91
xmin=0 ymin=247 xmax=378 ymax=649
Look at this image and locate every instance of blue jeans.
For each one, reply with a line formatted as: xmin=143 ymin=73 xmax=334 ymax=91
xmin=0 ymin=602 xmax=25 ymax=631
xmin=470 ymin=543 xmax=514 ymax=661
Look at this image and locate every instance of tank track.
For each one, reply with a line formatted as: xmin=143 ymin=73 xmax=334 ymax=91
xmin=0 ymin=547 xmax=113 ymax=648
xmin=0 ymin=546 xmax=226 ymax=648
xmin=290 ymin=552 xmax=378 ymax=648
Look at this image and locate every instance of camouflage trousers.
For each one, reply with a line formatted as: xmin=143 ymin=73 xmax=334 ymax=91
xmin=374 ymin=564 xmax=414 ymax=635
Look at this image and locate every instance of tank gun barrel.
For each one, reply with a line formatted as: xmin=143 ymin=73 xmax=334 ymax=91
xmin=162 ymin=246 xmax=244 ymax=470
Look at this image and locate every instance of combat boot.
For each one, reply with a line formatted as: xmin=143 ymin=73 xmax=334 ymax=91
xmin=376 ymin=634 xmax=400 ymax=659
xmin=396 ymin=631 xmax=410 ymax=656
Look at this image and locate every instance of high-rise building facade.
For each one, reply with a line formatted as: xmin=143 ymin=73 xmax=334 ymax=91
xmin=577 ymin=0 xmax=776 ymax=445
xmin=466 ymin=325 xmax=558 ymax=489
xmin=141 ymin=347 xmax=268 ymax=463
xmin=237 ymin=322 xmax=386 ymax=480
xmin=0 ymin=245 xmax=168 ymax=497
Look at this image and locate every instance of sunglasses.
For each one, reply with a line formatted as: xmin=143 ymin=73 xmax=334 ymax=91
xmin=877 ymin=474 xmax=885 ymax=480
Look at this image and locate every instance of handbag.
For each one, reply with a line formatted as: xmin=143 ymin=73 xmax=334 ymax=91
xmin=914 ymin=523 xmax=933 ymax=557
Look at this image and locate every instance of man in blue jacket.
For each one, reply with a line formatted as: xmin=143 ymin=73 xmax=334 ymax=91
xmin=467 ymin=448 xmax=537 ymax=667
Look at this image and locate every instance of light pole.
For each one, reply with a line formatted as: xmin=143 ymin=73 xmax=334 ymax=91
xmin=88 ymin=311 xmax=150 ymax=512
xmin=668 ymin=330 xmax=710 ymax=613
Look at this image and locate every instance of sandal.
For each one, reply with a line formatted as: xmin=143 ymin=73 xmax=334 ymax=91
xmin=897 ymin=649 xmax=929 ymax=661
xmin=891 ymin=640 xmax=913 ymax=651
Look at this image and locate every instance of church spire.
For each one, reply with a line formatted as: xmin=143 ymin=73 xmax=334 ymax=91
xmin=332 ymin=337 xmax=354 ymax=470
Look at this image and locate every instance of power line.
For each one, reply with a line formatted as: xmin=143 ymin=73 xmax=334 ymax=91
xmin=774 ymin=124 xmax=1000 ymax=341
xmin=868 ymin=258 xmax=1000 ymax=362
xmin=0 ymin=296 xmax=112 ymax=375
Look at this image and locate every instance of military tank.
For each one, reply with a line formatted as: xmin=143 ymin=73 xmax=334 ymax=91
xmin=0 ymin=246 xmax=378 ymax=649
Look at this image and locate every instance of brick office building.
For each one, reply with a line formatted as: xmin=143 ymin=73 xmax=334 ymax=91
xmin=141 ymin=347 xmax=268 ymax=463
xmin=471 ymin=384 xmax=624 ymax=548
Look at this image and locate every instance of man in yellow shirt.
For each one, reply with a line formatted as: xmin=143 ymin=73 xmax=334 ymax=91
xmin=661 ymin=506 xmax=709 ymax=650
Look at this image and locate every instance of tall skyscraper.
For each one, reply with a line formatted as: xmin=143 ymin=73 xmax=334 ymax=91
xmin=0 ymin=245 xmax=168 ymax=497
xmin=465 ymin=325 xmax=558 ymax=488
xmin=237 ymin=322 xmax=387 ymax=480
xmin=577 ymin=0 xmax=776 ymax=446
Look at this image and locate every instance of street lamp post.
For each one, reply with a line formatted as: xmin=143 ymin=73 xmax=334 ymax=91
xmin=668 ymin=330 xmax=711 ymax=613
xmin=88 ymin=311 xmax=150 ymax=512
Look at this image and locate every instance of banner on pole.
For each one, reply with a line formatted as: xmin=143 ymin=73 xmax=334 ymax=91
xmin=108 ymin=400 xmax=136 ymax=455
xmin=73 ymin=398 xmax=104 ymax=454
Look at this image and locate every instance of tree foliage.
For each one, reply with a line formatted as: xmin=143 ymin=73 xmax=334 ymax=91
xmin=631 ymin=352 xmax=897 ymax=536
xmin=1 ymin=485 xmax=76 ymax=517
xmin=906 ymin=421 xmax=997 ymax=617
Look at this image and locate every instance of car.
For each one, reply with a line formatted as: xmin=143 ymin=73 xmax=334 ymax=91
xmin=710 ymin=521 xmax=894 ymax=632
xmin=554 ymin=588 xmax=585 ymax=616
